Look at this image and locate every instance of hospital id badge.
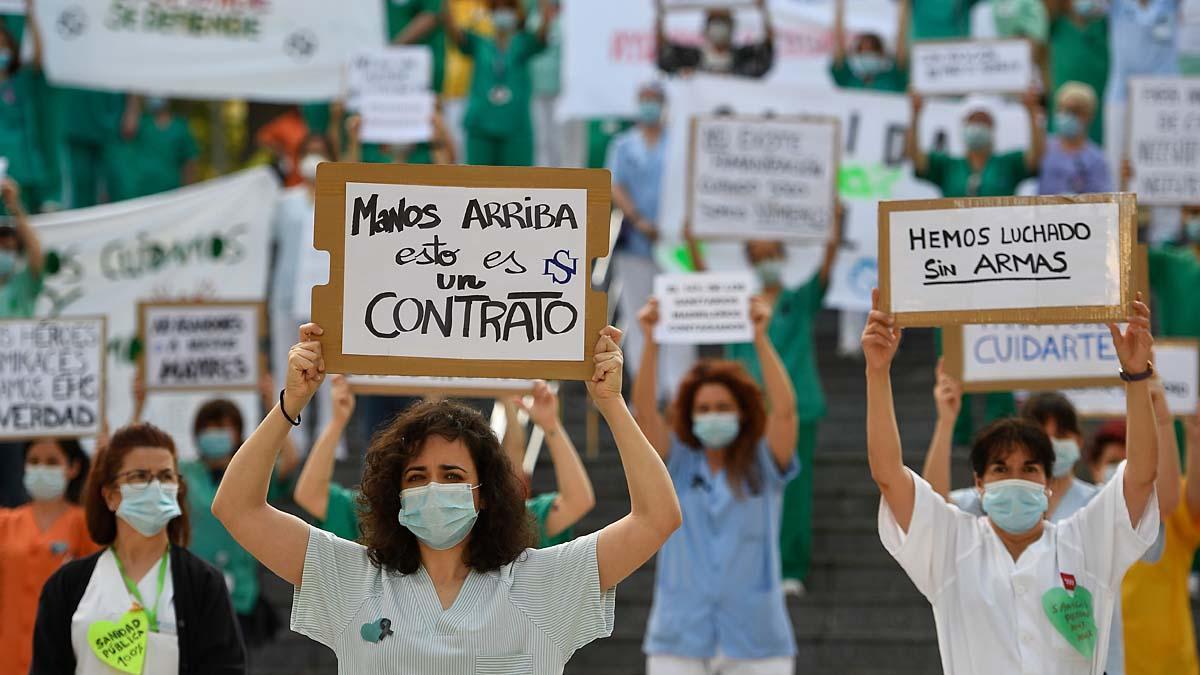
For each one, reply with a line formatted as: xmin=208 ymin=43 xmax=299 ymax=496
xmin=489 ymin=85 xmax=513 ymax=105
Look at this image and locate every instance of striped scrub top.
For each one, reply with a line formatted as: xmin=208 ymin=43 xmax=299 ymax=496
xmin=291 ymin=526 xmax=616 ymax=674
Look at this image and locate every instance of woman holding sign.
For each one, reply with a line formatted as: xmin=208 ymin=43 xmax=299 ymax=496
xmin=866 ymin=289 xmax=1160 ymax=675
xmin=212 ymin=323 xmax=681 ymax=672
xmin=31 ymin=423 xmax=245 ymax=674
xmin=633 ymin=298 xmax=800 ymax=674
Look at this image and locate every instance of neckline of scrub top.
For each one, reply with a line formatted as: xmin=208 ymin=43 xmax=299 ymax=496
xmin=982 ymin=518 xmax=1054 ymax=570
xmin=412 ymin=565 xmax=487 ymax=636
xmin=697 ymin=450 xmax=735 ymax=516
xmin=22 ymin=503 xmax=75 ymax=537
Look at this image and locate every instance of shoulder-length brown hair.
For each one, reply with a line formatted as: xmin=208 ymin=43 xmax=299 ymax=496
xmin=359 ymin=399 xmax=533 ymax=575
xmin=671 ymin=359 xmax=768 ymax=496
xmin=83 ymin=423 xmax=191 ymax=548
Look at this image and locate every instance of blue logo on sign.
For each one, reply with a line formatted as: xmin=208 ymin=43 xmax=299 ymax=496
xmin=543 ymin=250 xmax=578 ymax=285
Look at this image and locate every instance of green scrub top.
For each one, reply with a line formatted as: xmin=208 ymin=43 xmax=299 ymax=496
xmin=108 ymin=114 xmax=198 ymax=201
xmin=526 ymin=491 xmax=571 ymax=548
xmin=725 ymin=275 xmax=828 ymax=423
xmin=0 ymin=265 xmax=42 ymax=318
xmin=56 ymin=88 xmax=125 ymax=145
xmin=1148 ymin=245 xmax=1200 ymax=339
xmin=917 ymin=150 xmax=1033 ymax=198
xmin=387 ymin=0 xmax=446 ymax=92
xmin=181 ymin=461 xmax=293 ymax=615
xmin=1048 ymin=14 xmax=1109 ymax=145
xmin=586 ymin=118 xmax=632 ymax=169
xmin=829 ymin=60 xmax=909 ymax=92
xmin=911 ymin=0 xmax=981 ymax=40
xmin=361 ymin=142 xmax=434 ymax=165
xmin=460 ymin=30 xmax=545 ymax=137
xmin=0 ymin=69 xmax=50 ymax=196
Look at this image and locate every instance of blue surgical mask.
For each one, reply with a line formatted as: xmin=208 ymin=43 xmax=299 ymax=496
xmin=196 ymin=429 xmax=234 ymax=459
xmin=144 ymin=96 xmax=168 ymax=113
xmin=0 ymin=250 xmax=17 ymax=277
xmin=706 ymin=21 xmax=733 ymax=46
xmin=492 ymin=9 xmax=518 ymax=32
xmin=397 ymin=482 xmax=480 ymax=550
xmin=692 ymin=412 xmax=740 ymax=450
xmin=117 ymin=481 xmax=182 ymax=537
xmin=1050 ymin=438 xmax=1080 ymax=478
xmin=848 ymin=52 xmax=890 ymax=79
xmin=963 ymin=123 xmax=994 ymax=151
xmin=754 ymin=259 xmax=785 ymax=287
xmin=24 ymin=465 xmax=67 ymax=501
xmin=1054 ymin=111 xmax=1084 ymax=139
xmin=1072 ymin=0 xmax=1102 ymax=16
xmin=981 ymin=479 xmax=1048 ymax=534
xmin=637 ymin=100 xmax=663 ymax=125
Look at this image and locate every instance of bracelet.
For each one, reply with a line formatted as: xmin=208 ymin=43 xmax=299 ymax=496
xmin=1119 ymin=362 xmax=1154 ymax=383
xmin=278 ymin=389 xmax=302 ymax=426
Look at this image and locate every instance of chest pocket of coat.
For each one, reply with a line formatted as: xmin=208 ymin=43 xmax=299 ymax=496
xmin=475 ymin=653 xmax=533 ymax=674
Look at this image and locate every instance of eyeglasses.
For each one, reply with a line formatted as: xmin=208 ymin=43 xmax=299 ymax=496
xmin=113 ymin=469 xmax=179 ymax=488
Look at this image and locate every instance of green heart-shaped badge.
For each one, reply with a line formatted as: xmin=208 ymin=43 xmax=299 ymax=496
xmin=87 ymin=609 xmax=148 ymax=674
xmin=360 ymin=617 xmax=394 ymax=643
xmin=1042 ymin=586 xmax=1097 ymax=658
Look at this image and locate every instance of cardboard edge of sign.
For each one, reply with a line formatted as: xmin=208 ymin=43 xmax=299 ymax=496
xmin=0 ymin=316 xmax=107 ymax=440
xmin=136 ymin=300 xmax=268 ymax=394
xmin=878 ymin=193 xmax=1137 ymax=328
xmin=311 ymin=163 xmax=612 ymax=381
xmin=1071 ymin=337 xmax=1200 ymax=420
xmin=909 ymin=37 xmax=1036 ymax=97
xmin=685 ymin=113 xmax=842 ymax=243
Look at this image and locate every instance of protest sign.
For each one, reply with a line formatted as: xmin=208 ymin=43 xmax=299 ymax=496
xmin=653 ymin=272 xmax=755 ymax=344
xmin=346 ymin=375 xmax=538 ymax=398
xmin=311 ymin=164 xmax=611 ymax=380
xmin=911 ymin=39 xmax=1035 ymax=96
xmin=687 ymin=114 xmax=839 ymax=242
xmin=0 ymin=0 xmax=23 ymax=14
xmin=33 ymin=0 xmax=385 ymax=101
xmin=1064 ymin=340 xmax=1200 ymax=418
xmin=879 ymin=193 xmax=1135 ymax=327
xmin=0 ymin=318 xmax=105 ymax=439
xmin=32 ymin=168 xmax=275 ymax=459
xmin=347 ymin=47 xmax=435 ymax=145
xmin=663 ymin=0 xmax=756 ymax=7
xmin=1127 ymin=77 xmax=1200 ymax=205
xmin=139 ymin=301 xmax=266 ymax=392
xmin=943 ymin=324 xmax=1123 ymax=393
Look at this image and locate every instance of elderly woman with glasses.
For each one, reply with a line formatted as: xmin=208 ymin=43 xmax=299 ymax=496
xmin=31 ymin=422 xmax=246 ymax=675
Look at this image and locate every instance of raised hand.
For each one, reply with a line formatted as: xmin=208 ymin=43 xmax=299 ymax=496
xmin=1107 ymin=292 xmax=1153 ymax=375
xmin=933 ymin=358 xmax=963 ymax=420
xmin=514 ymin=380 xmax=559 ymax=430
xmin=749 ymin=295 xmax=773 ymax=339
xmin=286 ymin=323 xmax=326 ymax=412
xmin=638 ymin=298 xmax=660 ymax=335
xmin=330 ymin=374 xmax=356 ymax=424
xmin=587 ymin=326 xmax=624 ymax=403
xmin=862 ymin=288 xmax=902 ymax=372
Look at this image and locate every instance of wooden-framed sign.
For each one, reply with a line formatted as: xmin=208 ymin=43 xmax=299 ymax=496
xmin=0 ymin=317 xmax=106 ymax=439
xmin=943 ymin=324 xmax=1123 ymax=393
xmin=312 ymin=163 xmax=611 ymax=380
xmin=138 ymin=300 xmax=267 ymax=393
xmin=1064 ymin=339 xmax=1200 ymax=419
xmin=1127 ymin=76 xmax=1200 ymax=206
xmin=687 ymin=114 xmax=839 ymax=242
xmin=346 ymin=375 xmax=538 ymax=398
xmin=653 ymin=271 xmax=755 ymax=344
xmin=878 ymin=193 xmax=1135 ymax=327
xmin=910 ymin=38 xmax=1035 ymax=96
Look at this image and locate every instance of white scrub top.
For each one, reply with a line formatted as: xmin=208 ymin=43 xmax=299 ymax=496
xmin=70 ymin=549 xmax=179 ymax=675
xmin=879 ymin=465 xmax=1159 ymax=675
xmin=291 ymin=526 xmax=616 ymax=674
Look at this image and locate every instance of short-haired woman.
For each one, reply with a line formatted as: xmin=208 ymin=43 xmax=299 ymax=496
xmin=212 ymin=323 xmax=681 ymax=673
xmin=31 ymin=423 xmax=245 ymax=674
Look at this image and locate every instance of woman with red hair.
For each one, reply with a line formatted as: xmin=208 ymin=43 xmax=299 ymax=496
xmin=632 ymin=296 xmax=800 ymax=675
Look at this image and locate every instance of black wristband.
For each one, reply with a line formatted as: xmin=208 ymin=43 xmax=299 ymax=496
xmin=1119 ymin=362 xmax=1155 ymax=383
xmin=279 ymin=389 xmax=302 ymax=426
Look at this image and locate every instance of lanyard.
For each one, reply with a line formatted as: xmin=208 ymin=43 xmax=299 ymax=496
xmin=113 ymin=548 xmax=169 ymax=633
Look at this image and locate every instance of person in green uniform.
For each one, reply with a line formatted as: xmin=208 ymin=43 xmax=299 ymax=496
xmin=908 ymin=90 xmax=1045 ymax=444
xmin=108 ymin=96 xmax=198 ymax=201
xmin=388 ymin=0 xmax=447 ymax=93
xmin=0 ymin=11 xmax=56 ymax=213
xmin=830 ymin=0 xmax=910 ymax=92
xmin=910 ymin=0 xmax=982 ymax=40
xmin=1045 ymin=0 xmax=1109 ymax=144
xmin=707 ymin=209 xmax=842 ymax=593
xmin=1148 ymin=211 xmax=1200 ymax=452
xmin=444 ymin=0 xmax=555 ymax=166
xmin=57 ymin=89 xmax=131 ymax=208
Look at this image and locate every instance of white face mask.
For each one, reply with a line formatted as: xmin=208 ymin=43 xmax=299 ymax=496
xmin=299 ymin=154 xmax=325 ymax=182
xmin=1050 ymin=438 xmax=1081 ymax=478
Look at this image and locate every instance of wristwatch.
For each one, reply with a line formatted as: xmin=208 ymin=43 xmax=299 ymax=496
xmin=1119 ymin=362 xmax=1155 ymax=383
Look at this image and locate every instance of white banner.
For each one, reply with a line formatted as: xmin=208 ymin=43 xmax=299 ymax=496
xmin=653 ymin=272 xmax=755 ymax=344
xmin=32 ymin=169 xmax=277 ymax=458
xmin=1127 ymin=77 xmax=1200 ymax=205
xmin=1065 ymin=341 xmax=1200 ymax=418
xmin=0 ymin=318 xmax=105 ymax=439
xmin=34 ymin=0 xmax=386 ymax=101
xmin=911 ymin=39 xmax=1034 ymax=96
xmin=142 ymin=303 xmax=262 ymax=392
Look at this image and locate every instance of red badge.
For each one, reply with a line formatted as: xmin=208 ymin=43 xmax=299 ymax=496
xmin=1060 ymin=573 xmax=1077 ymax=591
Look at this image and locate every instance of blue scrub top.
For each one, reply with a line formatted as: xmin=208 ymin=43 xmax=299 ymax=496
xmin=606 ymin=127 xmax=667 ymax=259
xmin=644 ymin=436 xmax=799 ymax=660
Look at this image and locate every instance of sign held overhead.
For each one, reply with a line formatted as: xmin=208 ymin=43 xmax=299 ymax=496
xmin=911 ymin=39 xmax=1035 ymax=96
xmin=1127 ymin=77 xmax=1200 ymax=205
xmin=653 ymin=272 xmax=755 ymax=345
xmin=0 ymin=317 xmax=106 ymax=439
xmin=139 ymin=301 xmax=265 ymax=392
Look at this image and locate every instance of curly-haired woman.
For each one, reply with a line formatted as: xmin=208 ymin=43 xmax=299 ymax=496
xmin=213 ymin=323 xmax=680 ymax=673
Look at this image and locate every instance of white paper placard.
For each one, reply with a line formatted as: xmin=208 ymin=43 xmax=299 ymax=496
xmin=142 ymin=303 xmax=262 ymax=391
xmin=340 ymin=182 xmax=590 ymax=362
xmin=0 ymin=0 xmax=24 ymax=15
xmin=1064 ymin=341 xmax=1200 ymax=418
xmin=960 ymin=323 xmax=1120 ymax=383
xmin=689 ymin=115 xmax=838 ymax=241
xmin=911 ymin=39 xmax=1034 ymax=96
xmin=653 ymin=272 xmax=755 ymax=344
xmin=1127 ymin=77 xmax=1200 ymax=206
xmin=0 ymin=317 xmax=105 ymax=439
xmin=359 ymin=92 xmax=436 ymax=145
xmin=885 ymin=200 xmax=1122 ymax=317
xmin=346 ymin=46 xmax=431 ymax=106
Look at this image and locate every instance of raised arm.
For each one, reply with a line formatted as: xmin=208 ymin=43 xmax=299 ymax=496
xmin=906 ymin=94 xmax=929 ymax=176
xmin=393 ymin=5 xmax=440 ymax=45
xmin=1023 ymin=89 xmax=1046 ymax=173
xmin=431 ymin=109 xmax=457 ymax=164
xmin=863 ymin=288 xmax=914 ymax=531
xmin=261 ymin=372 xmax=300 ymax=479
xmin=896 ymin=0 xmax=911 ymax=70
xmin=833 ymin=0 xmax=848 ymax=66
xmin=328 ymin=100 xmax=346 ymax=161
xmin=921 ymin=359 xmax=963 ymax=501
xmin=1043 ymin=0 xmax=1066 ymax=20
xmin=212 ymin=324 xmax=327 ymax=587
xmin=1148 ymin=378 xmax=1181 ymax=518
xmin=442 ymin=0 xmax=469 ymax=53
xmin=1110 ymin=294 xmax=1157 ymax=524
xmin=3 ymin=179 xmax=42 ymax=278
xmin=25 ymin=0 xmax=43 ymax=70
xmin=1186 ymin=408 xmax=1200 ymax=522
xmin=344 ymin=115 xmax=363 ymax=163
xmin=817 ymin=202 xmax=844 ymax=286
xmin=750 ymin=296 xmax=798 ymax=471
xmin=630 ymin=298 xmax=671 ymax=459
xmin=500 ymin=397 xmax=526 ymax=475
xmin=591 ymin=327 xmax=682 ymax=590
xmin=517 ymin=381 xmax=596 ymax=538
xmin=758 ymin=0 xmax=774 ymax=47
xmin=293 ymin=374 xmax=355 ymax=522
xmin=535 ymin=0 xmax=557 ymax=46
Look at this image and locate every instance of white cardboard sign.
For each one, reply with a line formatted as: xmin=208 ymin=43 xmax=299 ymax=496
xmin=1127 ymin=77 xmax=1200 ymax=206
xmin=347 ymin=47 xmax=435 ymax=145
xmin=346 ymin=375 xmax=537 ymax=395
xmin=1064 ymin=342 xmax=1200 ymax=418
xmin=911 ymin=39 xmax=1034 ymax=96
xmin=142 ymin=303 xmax=262 ymax=392
xmin=653 ymin=272 xmax=755 ymax=344
xmin=689 ymin=115 xmax=839 ymax=242
xmin=959 ymin=324 xmax=1121 ymax=386
xmin=0 ymin=318 xmax=105 ymax=439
